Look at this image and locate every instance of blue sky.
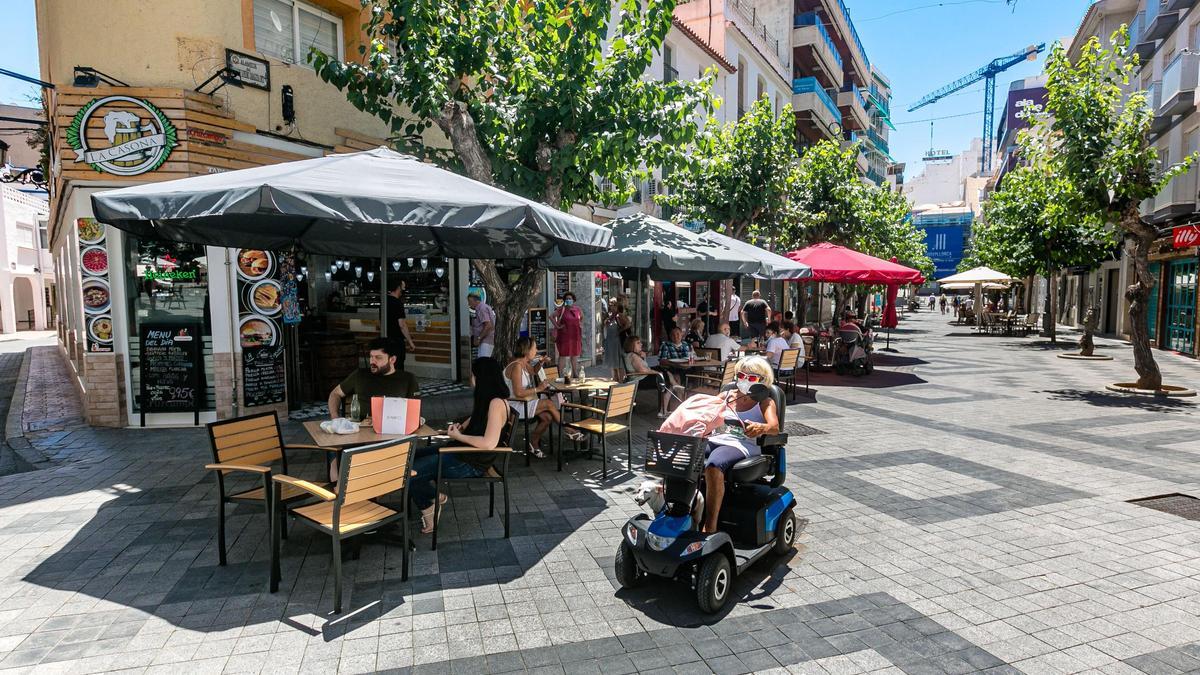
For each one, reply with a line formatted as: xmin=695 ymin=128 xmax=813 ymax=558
xmin=3 ymin=0 xmax=1097 ymax=180
xmin=848 ymin=0 xmax=1097 ymax=180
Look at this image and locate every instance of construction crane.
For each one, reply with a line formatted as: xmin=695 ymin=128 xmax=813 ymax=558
xmin=908 ymin=43 xmax=1045 ymax=174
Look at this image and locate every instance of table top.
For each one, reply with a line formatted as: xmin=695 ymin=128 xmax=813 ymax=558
xmin=664 ymin=358 xmax=724 ymax=369
xmin=303 ymin=420 xmax=439 ymax=449
xmin=546 ymin=377 xmax=618 ymax=392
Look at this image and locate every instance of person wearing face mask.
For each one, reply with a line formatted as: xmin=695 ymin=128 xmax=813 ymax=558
xmin=700 ymin=356 xmax=779 ymax=533
xmin=703 ymin=321 xmax=741 ymax=362
xmin=552 ymin=292 xmax=583 ymax=379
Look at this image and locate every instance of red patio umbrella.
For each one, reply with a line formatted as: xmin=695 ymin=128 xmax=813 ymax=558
xmin=787 ymin=243 xmax=923 ymax=350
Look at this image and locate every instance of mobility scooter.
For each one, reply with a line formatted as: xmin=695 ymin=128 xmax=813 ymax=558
xmin=614 ymin=383 xmax=796 ymax=613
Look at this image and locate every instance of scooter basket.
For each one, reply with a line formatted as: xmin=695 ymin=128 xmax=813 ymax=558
xmin=645 ymin=431 xmax=706 ymax=483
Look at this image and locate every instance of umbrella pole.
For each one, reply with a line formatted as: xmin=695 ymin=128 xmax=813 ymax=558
xmin=380 ymin=230 xmax=388 ymax=339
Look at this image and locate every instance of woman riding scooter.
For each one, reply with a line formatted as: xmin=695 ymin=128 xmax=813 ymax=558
xmin=701 ymin=355 xmax=780 ymax=533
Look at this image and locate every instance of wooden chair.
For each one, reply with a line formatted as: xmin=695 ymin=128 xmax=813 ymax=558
xmin=269 ymin=438 xmax=414 ymax=613
xmin=204 ymin=412 xmax=328 ymax=567
xmin=693 ymin=346 xmax=720 ymax=362
xmin=559 ymin=381 xmax=637 ymax=479
xmin=685 ymin=360 xmax=736 ymax=396
xmin=774 ymin=347 xmax=805 ymax=401
xmin=431 ymin=411 xmax=517 ymax=550
xmin=1019 ymin=312 xmax=1040 ymax=336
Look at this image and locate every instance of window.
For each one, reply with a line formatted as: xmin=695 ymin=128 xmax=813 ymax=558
xmin=14 ymin=226 xmax=34 ymax=249
xmin=663 ymin=45 xmax=677 ymax=83
xmin=737 ymin=58 xmax=747 ymax=117
xmin=254 ymin=0 xmax=343 ymax=65
xmin=757 ymin=75 xmax=766 ymax=101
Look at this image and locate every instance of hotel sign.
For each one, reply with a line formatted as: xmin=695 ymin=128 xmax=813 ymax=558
xmin=66 ymin=96 xmax=177 ymax=176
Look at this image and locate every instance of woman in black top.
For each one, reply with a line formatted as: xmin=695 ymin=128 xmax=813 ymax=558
xmin=410 ymin=357 xmax=510 ymax=533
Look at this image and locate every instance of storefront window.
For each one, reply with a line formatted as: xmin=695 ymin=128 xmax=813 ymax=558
xmin=124 ymin=237 xmax=213 ymax=413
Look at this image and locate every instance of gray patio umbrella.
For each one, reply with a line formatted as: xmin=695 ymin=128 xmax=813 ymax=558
xmin=539 ymin=213 xmax=766 ymax=280
xmin=698 ymin=230 xmax=811 ymax=280
xmin=90 ymin=147 xmax=613 ymax=258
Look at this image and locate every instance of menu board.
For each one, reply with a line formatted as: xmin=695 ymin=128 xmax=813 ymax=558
xmin=139 ymin=323 xmax=201 ymax=424
xmin=527 ymin=307 xmax=548 ymax=353
xmin=242 ymin=344 xmax=286 ymax=407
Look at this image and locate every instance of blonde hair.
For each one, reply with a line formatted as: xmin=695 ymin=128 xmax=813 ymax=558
xmin=690 ymin=318 xmax=704 ymax=332
xmin=735 ymin=355 xmax=774 ymax=386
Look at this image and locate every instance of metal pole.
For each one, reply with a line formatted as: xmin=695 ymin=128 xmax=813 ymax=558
xmin=380 ymin=229 xmax=388 ymax=338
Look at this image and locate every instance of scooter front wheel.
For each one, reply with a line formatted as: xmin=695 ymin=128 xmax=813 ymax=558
xmin=695 ymin=553 xmax=732 ymax=614
xmin=773 ymin=507 xmax=796 ymax=555
xmin=614 ymin=541 xmax=641 ymax=588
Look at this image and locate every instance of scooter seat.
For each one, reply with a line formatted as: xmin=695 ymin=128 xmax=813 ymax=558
xmin=728 ymin=455 xmax=772 ymax=483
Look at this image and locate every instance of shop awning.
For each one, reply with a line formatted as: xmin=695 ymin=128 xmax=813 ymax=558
xmin=786 ymin=242 xmax=924 ymax=284
xmin=697 ymin=230 xmax=811 ymax=280
xmin=540 ymin=213 xmax=770 ymax=280
xmin=91 ymin=147 xmax=613 ymax=259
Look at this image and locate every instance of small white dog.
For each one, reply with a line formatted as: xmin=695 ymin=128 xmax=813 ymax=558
xmin=633 ymin=479 xmax=705 ymax=527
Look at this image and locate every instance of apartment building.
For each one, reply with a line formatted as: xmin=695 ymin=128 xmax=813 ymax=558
xmin=0 ymin=185 xmax=54 ymax=334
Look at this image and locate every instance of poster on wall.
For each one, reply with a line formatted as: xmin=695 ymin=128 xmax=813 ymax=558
xmin=77 ymin=218 xmax=114 ymax=353
xmin=236 ymin=249 xmax=288 ymax=407
xmin=139 ymin=323 xmax=201 ymax=425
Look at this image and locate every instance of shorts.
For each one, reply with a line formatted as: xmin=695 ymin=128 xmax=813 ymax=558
xmin=705 ymin=443 xmax=756 ymax=473
xmin=477 ymin=342 xmax=494 ymax=358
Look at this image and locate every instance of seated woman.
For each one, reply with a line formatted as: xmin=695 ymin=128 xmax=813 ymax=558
xmin=409 ymin=357 xmax=509 ymax=534
xmin=504 ymin=337 xmax=582 ymax=458
xmin=763 ymin=322 xmax=790 ymax=367
xmin=622 ymin=335 xmax=673 ymax=418
xmin=701 ymin=356 xmax=780 ymax=534
xmin=684 ymin=318 xmax=707 ymax=350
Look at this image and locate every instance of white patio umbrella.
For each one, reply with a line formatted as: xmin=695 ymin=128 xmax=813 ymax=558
xmin=939 ymin=267 xmax=1015 ymax=331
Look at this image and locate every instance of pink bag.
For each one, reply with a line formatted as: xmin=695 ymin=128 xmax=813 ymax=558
xmin=658 ymin=393 xmax=730 ymax=437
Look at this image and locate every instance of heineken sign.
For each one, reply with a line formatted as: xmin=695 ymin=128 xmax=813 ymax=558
xmin=66 ymin=96 xmax=177 ymax=176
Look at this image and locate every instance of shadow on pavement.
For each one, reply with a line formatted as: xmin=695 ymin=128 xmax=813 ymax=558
xmin=1039 ymin=388 xmax=1197 ymax=414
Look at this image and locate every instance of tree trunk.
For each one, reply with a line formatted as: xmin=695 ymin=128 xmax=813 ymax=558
xmin=1042 ymin=270 xmax=1057 ymax=343
xmin=1122 ymin=208 xmax=1163 ymax=390
xmin=435 ymin=100 xmax=548 ymax=365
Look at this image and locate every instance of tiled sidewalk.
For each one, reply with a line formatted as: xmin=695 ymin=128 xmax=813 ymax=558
xmin=0 ymin=317 xmax=1199 ymax=674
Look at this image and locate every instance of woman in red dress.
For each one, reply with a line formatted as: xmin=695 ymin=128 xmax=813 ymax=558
xmin=553 ymin=291 xmax=583 ymax=378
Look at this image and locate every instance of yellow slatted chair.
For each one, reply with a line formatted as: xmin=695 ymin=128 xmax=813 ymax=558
xmin=204 ymin=412 xmax=328 ymax=567
xmin=559 ymin=381 xmax=637 ymax=480
xmin=775 ymin=347 xmax=805 ymax=401
xmin=269 ymin=438 xmax=414 ymax=613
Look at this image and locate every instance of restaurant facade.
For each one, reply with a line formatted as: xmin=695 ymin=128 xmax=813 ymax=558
xmin=36 ymin=0 xmax=487 ymax=427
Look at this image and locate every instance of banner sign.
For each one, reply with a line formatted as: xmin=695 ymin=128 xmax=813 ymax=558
xmin=66 ymin=96 xmax=177 ymax=176
xmin=1173 ymin=224 xmax=1200 ymax=249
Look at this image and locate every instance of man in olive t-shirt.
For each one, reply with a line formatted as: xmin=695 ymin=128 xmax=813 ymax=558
xmin=328 ymin=338 xmax=418 ymax=419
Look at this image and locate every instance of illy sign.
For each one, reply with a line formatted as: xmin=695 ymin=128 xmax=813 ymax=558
xmin=1173 ymin=224 xmax=1200 ymax=248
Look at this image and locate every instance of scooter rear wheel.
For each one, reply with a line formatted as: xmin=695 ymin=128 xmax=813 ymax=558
xmin=614 ymin=541 xmax=641 ymax=588
xmin=696 ymin=553 xmax=732 ymax=614
xmin=773 ymin=507 xmax=796 ymax=555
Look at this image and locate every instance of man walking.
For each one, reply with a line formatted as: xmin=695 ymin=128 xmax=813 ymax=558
xmin=385 ymin=279 xmax=417 ymax=368
xmin=727 ymin=289 xmax=742 ymax=337
xmin=740 ymin=290 xmax=770 ymax=340
xmin=468 ymin=292 xmax=496 ymax=358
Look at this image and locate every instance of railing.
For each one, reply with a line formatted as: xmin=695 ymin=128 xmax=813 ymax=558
xmin=1145 ymin=80 xmax=1162 ymax=111
xmin=1132 ymin=10 xmax=1146 ymax=44
xmin=794 ymin=13 xmax=844 ymax=70
xmin=866 ymin=127 xmax=889 ymax=154
xmin=841 ymin=82 xmax=868 ymax=106
xmin=1155 ymin=163 xmax=1198 ymax=212
xmin=1145 ymin=0 xmax=1161 ymax=27
xmin=831 ymin=0 xmax=869 ymax=70
xmin=865 ymin=167 xmax=885 ymax=184
xmin=793 ymin=77 xmax=843 ymax=123
xmin=727 ymin=0 xmax=789 ymax=72
xmin=1160 ymin=52 xmax=1198 ymax=109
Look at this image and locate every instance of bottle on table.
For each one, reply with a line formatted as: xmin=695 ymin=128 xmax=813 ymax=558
xmin=349 ymin=393 xmax=361 ymax=422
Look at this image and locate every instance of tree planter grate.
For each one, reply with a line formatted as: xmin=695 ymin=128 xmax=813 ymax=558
xmin=1128 ymin=494 xmax=1200 ymax=522
xmin=785 ymin=422 xmax=826 ymax=437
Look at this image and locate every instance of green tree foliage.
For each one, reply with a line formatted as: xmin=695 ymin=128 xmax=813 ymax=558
xmin=1033 ymin=29 xmax=1193 ymax=388
xmin=660 ymin=96 xmax=798 ymax=239
xmin=311 ymin=0 xmax=711 ymax=358
xmin=977 ymin=158 xmax=1116 ymax=340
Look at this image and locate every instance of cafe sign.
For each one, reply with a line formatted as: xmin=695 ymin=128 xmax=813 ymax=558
xmin=1173 ymin=224 xmax=1200 ymax=249
xmin=66 ymin=95 xmax=177 ymax=176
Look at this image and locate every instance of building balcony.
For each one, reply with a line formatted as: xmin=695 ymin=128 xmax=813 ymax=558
xmin=842 ymin=132 xmax=868 ymax=173
xmin=1144 ymin=1 xmax=1179 ymax=42
xmin=1158 ymin=53 xmax=1198 ymax=119
xmin=792 ymin=13 xmax=845 ymax=90
xmin=1146 ymin=82 xmax=1171 ymax=136
xmin=793 ymin=77 xmax=842 ymax=140
xmin=1131 ymin=12 xmax=1157 ymax=61
xmin=796 ymin=0 xmax=869 ymax=84
xmin=865 ymin=127 xmax=889 ymax=155
xmin=1165 ymin=0 xmax=1197 ymax=11
xmin=1149 ymin=166 xmax=1198 ymax=221
xmin=837 ymin=84 xmax=869 ymax=131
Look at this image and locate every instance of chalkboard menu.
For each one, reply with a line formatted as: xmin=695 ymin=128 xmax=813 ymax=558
xmin=527 ymin=307 xmax=548 ymax=353
xmin=139 ymin=323 xmax=202 ymax=425
xmin=242 ymin=344 xmax=287 ymax=407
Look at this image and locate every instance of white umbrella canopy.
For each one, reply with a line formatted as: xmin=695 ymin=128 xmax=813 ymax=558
xmin=940 ymin=281 xmax=1008 ymax=290
xmin=938 ymin=266 xmax=1014 ymax=284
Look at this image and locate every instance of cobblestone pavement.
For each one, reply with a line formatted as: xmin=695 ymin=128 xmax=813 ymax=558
xmin=1 ymin=316 xmax=1199 ymax=674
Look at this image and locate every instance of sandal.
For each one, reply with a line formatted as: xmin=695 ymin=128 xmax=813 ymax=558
xmin=527 ymin=443 xmax=547 ymax=459
xmin=419 ymin=494 xmax=449 ymax=534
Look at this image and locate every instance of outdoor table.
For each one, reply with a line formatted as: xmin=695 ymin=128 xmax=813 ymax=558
xmin=303 ymin=420 xmax=440 ymax=450
xmin=663 ymin=358 xmax=724 ymax=370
